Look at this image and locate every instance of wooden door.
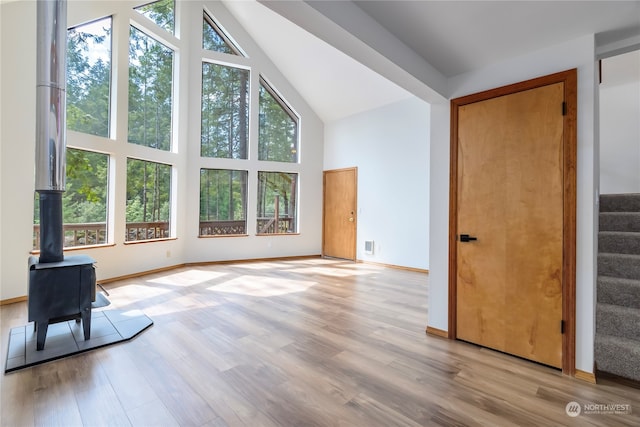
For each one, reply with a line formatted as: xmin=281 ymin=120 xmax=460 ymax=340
xmin=451 ymin=71 xmax=577 ymax=370
xmin=323 ymin=168 xmax=357 ymax=260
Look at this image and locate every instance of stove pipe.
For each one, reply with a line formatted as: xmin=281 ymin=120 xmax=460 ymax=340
xmin=35 ymin=0 xmax=67 ymax=263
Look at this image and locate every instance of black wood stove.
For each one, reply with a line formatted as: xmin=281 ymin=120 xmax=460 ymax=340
xmin=28 ymin=0 xmax=96 ymax=351
xmin=28 ymin=255 xmax=96 ymax=350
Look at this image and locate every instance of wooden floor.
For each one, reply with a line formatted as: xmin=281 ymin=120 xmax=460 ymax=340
xmin=1 ymin=258 xmax=639 ymax=426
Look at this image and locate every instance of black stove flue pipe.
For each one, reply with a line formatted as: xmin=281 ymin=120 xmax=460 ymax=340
xmin=36 ymin=0 xmax=67 ymax=263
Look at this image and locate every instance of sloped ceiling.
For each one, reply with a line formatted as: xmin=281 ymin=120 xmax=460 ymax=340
xmin=352 ymin=0 xmax=640 ymax=77
xmin=224 ymin=1 xmax=639 ymax=122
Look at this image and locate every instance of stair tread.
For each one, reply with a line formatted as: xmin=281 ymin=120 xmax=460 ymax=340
xmin=596 ymin=333 xmax=640 ymax=344
xmin=599 ymin=231 xmax=640 ymax=235
xmin=600 ymin=193 xmax=640 ymax=212
xmin=600 ymin=211 xmax=640 ymax=216
xmin=598 ymin=275 xmax=640 ymax=285
xmin=598 ymin=232 xmax=640 ymax=255
xmin=595 ymin=334 xmax=640 ymax=381
xmin=598 ymin=252 xmax=640 ymax=258
xmin=597 ymin=302 xmax=640 ymax=314
xmin=597 ymin=304 xmax=640 ymax=341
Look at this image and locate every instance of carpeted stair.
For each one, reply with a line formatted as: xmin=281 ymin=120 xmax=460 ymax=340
xmin=595 ymin=193 xmax=640 ymax=381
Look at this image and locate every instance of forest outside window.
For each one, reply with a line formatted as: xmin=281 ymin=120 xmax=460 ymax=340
xmin=135 ymin=0 xmax=175 ymax=35
xmin=201 ymin=62 xmax=249 ymax=159
xmin=259 ymin=78 xmax=298 ymax=163
xmin=126 ymin=158 xmax=171 ymax=242
xmin=67 ymin=17 xmax=111 ymax=138
xmin=128 ymin=26 xmax=174 ymax=151
xmin=33 ymin=149 xmax=109 ymax=250
xmin=203 ymin=12 xmax=241 ymax=55
xmin=257 ymin=172 xmax=298 ymax=234
xmin=199 ymin=169 xmax=248 ymax=237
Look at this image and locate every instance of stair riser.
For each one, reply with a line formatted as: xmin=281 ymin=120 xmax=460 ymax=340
xmin=595 ymin=335 xmax=640 ymax=382
xmin=598 ymin=254 xmax=640 ymax=281
xmin=596 ymin=306 xmax=640 ymax=341
xmin=598 ymin=278 xmax=640 ymax=309
xmin=598 ymin=233 xmax=640 ymax=255
xmin=599 ymin=213 xmax=640 ymax=232
xmin=600 ymin=194 xmax=640 ymax=212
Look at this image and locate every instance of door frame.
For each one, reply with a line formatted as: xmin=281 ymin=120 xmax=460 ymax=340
xmin=322 ymin=167 xmax=358 ymax=261
xmin=448 ymin=69 xmax=577 ymax=375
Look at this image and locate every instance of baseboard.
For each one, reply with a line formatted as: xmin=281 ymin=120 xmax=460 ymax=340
xmin=575 ymin=369 xmax=597 ymax=384
xmin=426 ymin=326 xmax=448 ymax=338
xmin=0 ymin=295 xmax=28 ymax=306
xmin=357 ymin=260 xmax=429 ymax=274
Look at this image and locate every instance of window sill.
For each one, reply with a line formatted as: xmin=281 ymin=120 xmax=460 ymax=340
xmin=123 ymin=237 xmax=177 ymax=245
xmin=256 ymin=233 xmax=300 ymax=237
xmin=30 ymin=242 xmax=116 ymax=255
xmin=198 ymin=234 xmax=248 ymax=239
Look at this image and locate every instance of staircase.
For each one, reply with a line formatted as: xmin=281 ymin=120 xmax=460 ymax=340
xmin=595 ymin=193 xmax=640 ymax=381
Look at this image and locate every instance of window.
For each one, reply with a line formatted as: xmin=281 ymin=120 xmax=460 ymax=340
xmin=66 ymin=17 xmax=111 ymax=138
xmin=126 ymin=158 xmax=171 ymax=241
xmin=259 ymin=78 xmax=298 ymax=163
xmin=128 ymin=26 xmax=174 ymax=151
xmin=257 ymin=172 xmax=298 ymax=234
xmin=203 ymin=12 xmax=240 ymax=55
xmin=33 ymin=149 xmax=109 ymax=249
xmin=135 ymin=0 xmax=175 ymax=34
xmin=199 ymin=169 xmax=247 ymax=236
xmin=201 ymin=62 xmax=249 ymax=159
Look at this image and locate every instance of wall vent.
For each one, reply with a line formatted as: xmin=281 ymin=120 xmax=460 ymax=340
xmin=364 ymin=240 xmax=374 ymax=254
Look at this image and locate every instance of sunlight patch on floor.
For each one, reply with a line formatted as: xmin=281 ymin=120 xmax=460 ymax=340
xmin=207 ymin=275 xmax=317 ymax=297
xmin=146 ymin=269 xmax=227 ymax=287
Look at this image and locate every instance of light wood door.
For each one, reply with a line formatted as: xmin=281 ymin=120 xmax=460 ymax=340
xmin=323 ymin=168 xmax=357 ymax=260
xmin=455 ymin=83 xmax=565 ymax=368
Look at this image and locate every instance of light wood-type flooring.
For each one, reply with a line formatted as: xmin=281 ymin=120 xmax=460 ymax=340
xmin=1 ymin=257 xmax=639 ymax=426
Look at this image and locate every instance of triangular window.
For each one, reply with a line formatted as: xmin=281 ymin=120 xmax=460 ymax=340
xmin=203 ymin=12 xmax=242 ymax=56
xmin=135 ymin=0 xmax=175 ymax=34
xmin=258 ymin=77 xmax=298 ymax=163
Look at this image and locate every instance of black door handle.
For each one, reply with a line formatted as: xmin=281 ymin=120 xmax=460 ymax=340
xmin=459 ymin=234 xmax=477 ymax=242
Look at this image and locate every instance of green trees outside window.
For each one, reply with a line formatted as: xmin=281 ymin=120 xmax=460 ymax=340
xmin=128 ymin=26 xmax=174 ymax=151
xmin=258 ymin=79 xmax=298 ymax=163
xmin=135 ymin=0 xmax=175 ymax=34
xmin=66 ymin=17 xmax=111 ymax=138
xmin=33 ymin=149 xmax=109 ymax=249
xmin=257 ymin=172 xmax=298 ymax=234
xmin=201 ymin=62 xmax=249 ymax=159
xmin=199 ymin=169 xmax=248 ymax=236
xmin=203 ymin=12 xmax=238 ymax=55
xmin=126 ymin=158 xmax=171 ymax=241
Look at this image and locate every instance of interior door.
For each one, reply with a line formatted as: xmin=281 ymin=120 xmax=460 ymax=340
xmin=455 ymin=82 xmax=565 ymax=368
xmin=323 ymin=168 xmax=357 ymax=261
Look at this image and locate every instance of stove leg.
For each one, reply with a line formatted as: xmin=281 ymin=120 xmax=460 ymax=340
xmin=36 ymin=321 xmax=48 ymax=351
xmin=81 ymin=308 xmax=91 ymax=341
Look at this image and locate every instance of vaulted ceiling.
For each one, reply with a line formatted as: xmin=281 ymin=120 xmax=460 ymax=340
xmin=223 ymin=0 xmax=640 ymax=122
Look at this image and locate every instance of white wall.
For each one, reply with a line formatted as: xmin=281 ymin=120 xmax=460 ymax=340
xmin=0 ymin=0 xmax=324 ymax=301
xmin=324 ymin=97 xmax=430 ymax=270
xmin=429 ymin=34 xmax=599 ymax=373
xmin=599 ymin=50 xmax=640 ymax=194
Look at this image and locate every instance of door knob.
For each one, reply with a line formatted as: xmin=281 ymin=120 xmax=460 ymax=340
xmin=459 ymin=234 xmax=477 ymax=242
xmin=349 ymin=217 xmax=354 ymax=222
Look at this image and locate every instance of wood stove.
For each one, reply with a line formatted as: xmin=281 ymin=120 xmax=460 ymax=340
xmin=28 ymin=255 xmax=96 ymax=350
xmin=28 ymin=0 xmax=96 ymax=351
